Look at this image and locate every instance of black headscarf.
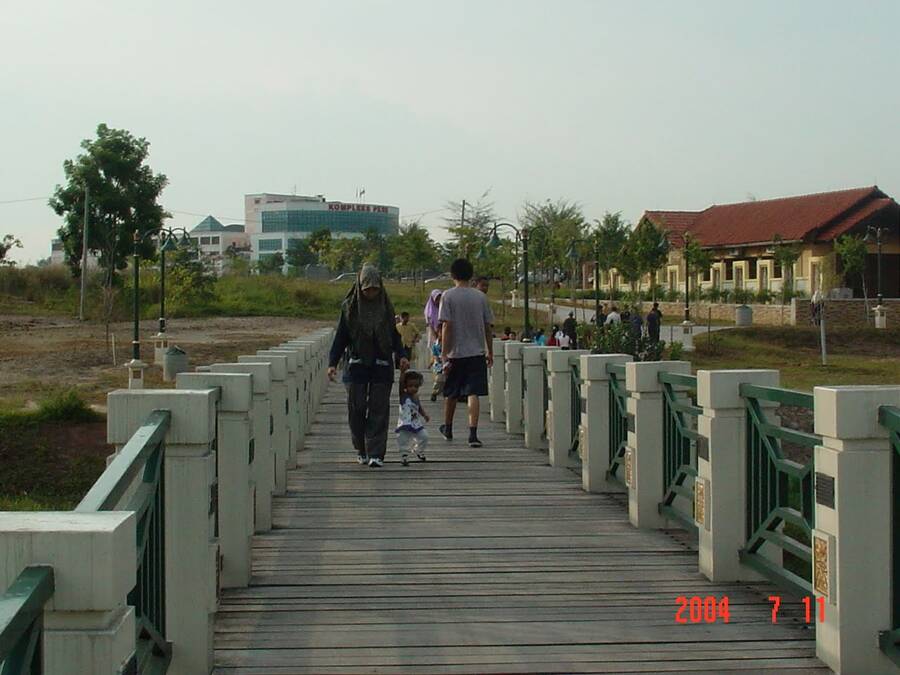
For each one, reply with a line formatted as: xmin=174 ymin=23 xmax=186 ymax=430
xmin=341 ymin=264 xmax=396 ymax=366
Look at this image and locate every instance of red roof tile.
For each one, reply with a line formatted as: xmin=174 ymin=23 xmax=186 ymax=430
xmin=642 ymin=186 xmax=896 ymax=248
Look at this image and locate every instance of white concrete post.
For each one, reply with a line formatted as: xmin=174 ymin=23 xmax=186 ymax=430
xmin=258 ymin=349 xmax=300 ymax=465
xmin=291 ymin=338 xmax=324 ymax=412
xmin=280 ymin=342 xmax=310 ymax=447
xmin=812 ymin=385 xmax=900 ymax=674
xmin=696 ymin=369 xmax=780 ymax=582
xmin=209 ymin=363 xmax=274 ymax=533
xmin=153 ymin=333 xmax=170 ymax=365
xmin=489 ymin=338 xmax=506 ymax=422
xmin=504 ymin=342 xmax=525 ymax=434
xmin=239 ymin=354 xmax=289 ymax=495
xmin=177 ymin=372 xmax=254 ymax=589
xmin=107 ymin=388 xmax=218 ymax=675
xmin=0 ymin=512 xmax=136 ymax=675
xmin=625 ymin=360 xmax=691 ymax=529
xmin=523 ymin=346 xmax=551 ymax=450
xmin=875 ymin=304 xmax=887 ymax=329
xmin=580 ymin=354 xmax=632 ymax=493
xmin=547 ymin=349 xmax=589 ymax=467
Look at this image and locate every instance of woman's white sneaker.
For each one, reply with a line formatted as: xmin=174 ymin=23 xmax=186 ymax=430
xmin=357 ymin=454 xmax=368 ymax=465
xmin=368 ymin=457 xmax=384 ymax=468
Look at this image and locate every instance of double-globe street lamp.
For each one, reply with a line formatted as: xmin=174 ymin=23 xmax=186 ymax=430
xmin=128 ymin=227 xmax=193 ymax=387
xmin=484 ymin=221 xmax=553 ymax=339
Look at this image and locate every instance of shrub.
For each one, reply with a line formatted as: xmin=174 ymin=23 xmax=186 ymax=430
xmin=668 ymin=341 xmax=684 ymax=360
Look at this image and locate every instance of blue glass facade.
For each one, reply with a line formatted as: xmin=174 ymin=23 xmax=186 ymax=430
xmin=261 ymin=208 xmax=398 ymax=235
xmin=258 ymin=238 xmax=283 ymax=251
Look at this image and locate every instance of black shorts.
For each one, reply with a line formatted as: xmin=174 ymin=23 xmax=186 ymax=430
xmin=442 ymin=355 xmax=488 ymax=399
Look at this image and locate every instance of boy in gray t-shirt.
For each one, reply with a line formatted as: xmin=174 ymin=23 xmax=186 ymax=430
xmin=437 ymin=258 xmax=494 ymax=447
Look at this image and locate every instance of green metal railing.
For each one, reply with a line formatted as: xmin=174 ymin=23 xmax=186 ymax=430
xmin=76 ymin=409 xmax=172 ymax=674
xmin=0 ymin=566 xmax=54 ymax=675
xmin=607 ymin=363 xmax=629 ymax=483
xmin=738 ymin=384 xmax=820 ymax=596
xmin=542 ymin=353 xmax=549 ymax=441
xmin=878 ymin=405 xmax=900 ymax=665
xmin=659 ymin=372 xmax=702 ymax=530
xmin=570 ymin=361 xmax=582 ymax=457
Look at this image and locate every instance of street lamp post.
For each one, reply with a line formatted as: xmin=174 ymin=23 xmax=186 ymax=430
xmin=487 ymin=222 xmax=553 ymax=339
xmin=682 ymin=234 xmax=695 ymax=351
xmin=866 ymin=224 xmax=888 ymax=328
xmin=151 ymin=227 xmax=192 ymax=361
xmin=566 ymin=238 xmax=601 ymax=325
xmin=126 ymin=230 xmax=146 ymax=389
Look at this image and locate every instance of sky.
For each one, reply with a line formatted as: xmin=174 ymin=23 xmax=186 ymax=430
xmin=2 ymin=0 xmax=899 ymax=264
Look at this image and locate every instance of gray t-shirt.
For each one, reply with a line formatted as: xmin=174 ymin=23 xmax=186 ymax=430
xmin=438 ymin=286 xmax=494 ymax=359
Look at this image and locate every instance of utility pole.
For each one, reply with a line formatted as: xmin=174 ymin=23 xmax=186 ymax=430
xmin=79 ymin=184 xmax=89 ymax=321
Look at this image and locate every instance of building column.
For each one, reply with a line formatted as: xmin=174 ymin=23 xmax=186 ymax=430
xmin=177 ymin=371 xmax=254 ymax=588
xmin=489 ymin=338 xmax=506 ymax=423
xmin=812 ymin=385 xmax=900 ymax=674
xmin=547 ymin=349 xmax=589 ymax=467
xmin=580 ymin=354 xmax=631 ymax=493
xmin=239 ymin=354 xmax=289 ymax=495
xmin=696 ymin=369 xmax=779 ymax=582
xmin=522 ymin=346 xmax=551 ymax=450
xmin=107 ymin=388 xmax=219 ymax=675
xmin=625 ymin=360 xmax=691 ymax=529
xmin=0 ymin=513 xmax=136 ymax=675
xmin=504 ymin=342 xmax=525 ymax=435
xmin=210 ymin=362 xmax=274 ymax=533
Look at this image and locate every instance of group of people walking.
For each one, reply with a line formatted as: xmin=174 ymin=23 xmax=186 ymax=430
xmin=328 ymin=259 xmax=494 ymax=468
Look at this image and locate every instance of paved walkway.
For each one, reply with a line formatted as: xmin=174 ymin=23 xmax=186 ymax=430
xmin=214 ymin=378 xmax=827 ymax=674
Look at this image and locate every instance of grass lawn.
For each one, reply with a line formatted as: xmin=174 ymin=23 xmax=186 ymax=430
xmin=689 ymin=326 xmax=900 ymax=391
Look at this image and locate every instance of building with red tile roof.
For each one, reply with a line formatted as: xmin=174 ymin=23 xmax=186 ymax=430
xmin=590 ymin=186 xmax=899 ymax=299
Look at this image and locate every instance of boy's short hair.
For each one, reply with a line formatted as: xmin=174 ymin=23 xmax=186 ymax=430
xmin=399 ymin=370 xmax=424 ymax=390
xmin=450 ymin=258 xmax=474 ymax=281
xmin=400 ymin=311 xmax=410 ymax=319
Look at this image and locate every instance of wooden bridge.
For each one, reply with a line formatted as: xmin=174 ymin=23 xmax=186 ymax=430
xmin=5 ymin=329 xmax=900 ymax=674
xmin=213 ymin=376 xmax=826 ymax=674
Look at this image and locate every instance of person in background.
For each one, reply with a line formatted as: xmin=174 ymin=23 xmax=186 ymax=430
xmin=430 ymin=337 xmax=445 ymax=402
xmin=597 ymin=303 xmax=608 ymax=328
xmin=438 ymin=258 xmax=494 ymax=448
xmin=562 ymin=311 xmax=578 ymax=349
xmin=604 ymin=305 xmax=622 ymax=326
xmin=556 ymin=327 xmax=571 ymax=349
xmin=646 ymin=302 xmax=663 ymax=343
xmin=501 ymin=326 xmax=513 ymax=340
xmin=327 ymin=264 xmax=408 ymax=468
xmin=396 ymin=370 xmax=429 ymax=466
xmin=395 ymin=311 xmax=420 ymax=365
xmin=547 ymin=325 xmax=560 ymax=347
xmin=474 ymin=276 xmax=490 ymax=294
xmin=629 ymin=309 xmax=643 ymax=340
xmin=508 ymin=331 xmax=517 ymax=340
xmin=424 ymin=289 xmax=444 ymax=352
xmin=533 ymin=328 xmax=547 ymax=346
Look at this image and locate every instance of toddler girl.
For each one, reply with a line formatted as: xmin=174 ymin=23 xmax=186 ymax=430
xmin=397 ymin=370 xmax=429 ymax=466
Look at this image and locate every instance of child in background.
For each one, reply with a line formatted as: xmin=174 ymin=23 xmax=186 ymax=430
xmin=430 ymin=338 xmax=444 ymax=402
xmin=397 ymin=370 xmax=429 ymax=466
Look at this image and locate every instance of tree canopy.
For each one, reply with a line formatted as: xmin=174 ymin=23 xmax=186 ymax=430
xmin=49 ymin=123 xmax=169 ymax=280
xmin=0 ymin=235 xmax=22 ymax=266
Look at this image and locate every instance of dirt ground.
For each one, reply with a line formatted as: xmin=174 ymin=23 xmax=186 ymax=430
xmin=0 ymin=315 xmax=329 ymax=409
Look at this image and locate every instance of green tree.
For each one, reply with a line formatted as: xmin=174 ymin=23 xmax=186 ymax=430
xmin=444 ymin=191 xmax=496 ymax=258
xmin=167 ymin=246 xmax=216 ymax=307
xmin=0 ymin=235 xmax=22 ymax=266
xmin=321 ymin=238 xmax=368 ymax=272
xmin=390 ymin=221 xmax=439 ymax=276
xmin=682 ymin=235 xmax=712 ymax=299
xmin=520 ymin=199 xmax=586 ymax=275
xmin=834 ymin=233 xmax=867 ymax=293
xmin=592 ymin=212 xmax=630 ymax=299
xmin=285 ymin=238 xmax=317 ymax=269
xmin=772 ymin=234 xmax=802 ymax=303
xmin=629 ymin=217 xmax=670 ymax=296
xmin=363 ymin=227 xmax=392 ymax=272
xmin=307 ymin=228 xmax=333 ymax=263
xmin=256 ymin=252 xmax=285 ymax=275
xmin=49 ymin=124 xmax=169 ymax=335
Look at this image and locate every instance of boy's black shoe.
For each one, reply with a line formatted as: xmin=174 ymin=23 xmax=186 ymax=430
xmin=439 ymin=424 xmax=453 ymax=441
xmin=430 ymin=394 xmax=437 ymax=402
xmin=468 ymin=427 xmax=482 ymax=448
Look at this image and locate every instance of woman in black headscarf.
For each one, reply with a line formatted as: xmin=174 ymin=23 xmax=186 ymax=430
xmin=327 ymin=264 xmax=408 ymax=468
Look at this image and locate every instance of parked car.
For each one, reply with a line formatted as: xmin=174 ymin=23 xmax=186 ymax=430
xmin=424 ymin=273 xmax=452 ymax=284
xmin=330 ymin=272 xmax=357 ymax=283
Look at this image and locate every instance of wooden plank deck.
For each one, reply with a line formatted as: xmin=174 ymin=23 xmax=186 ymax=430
xmin=214 ymin=378 xmax=828 ymax=674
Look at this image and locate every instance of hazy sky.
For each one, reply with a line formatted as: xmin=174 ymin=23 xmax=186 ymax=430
xmin=2 ymin=0 xmax=899 ymax=264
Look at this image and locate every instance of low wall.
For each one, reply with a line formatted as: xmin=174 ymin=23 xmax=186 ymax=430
xmin=650 ymin=301 xmax=794 ymax=326
xmin=793 ymin=297 xmax=900 ymax=328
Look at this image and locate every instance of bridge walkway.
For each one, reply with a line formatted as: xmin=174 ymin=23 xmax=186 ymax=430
xmin=213 ymin=378 xmax=827 ymax=674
